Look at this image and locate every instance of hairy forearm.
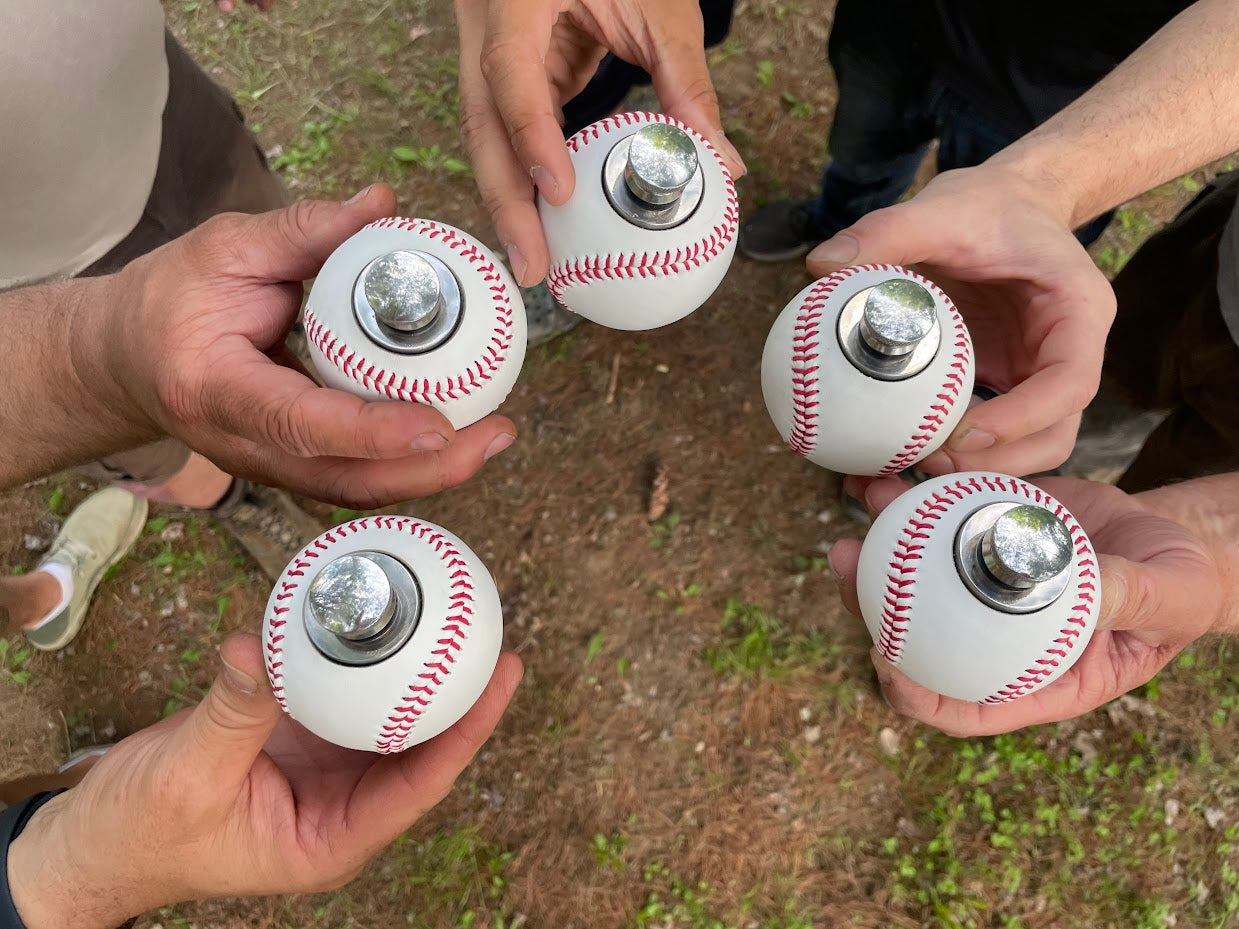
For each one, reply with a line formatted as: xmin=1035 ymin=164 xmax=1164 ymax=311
xmin=990 ymin=0 xmax=1239 ymax=227
xmin=1139 ymin=472 xmax=1239 ymax=635
xmin=1 ymin=275 xmax=153 ymax=489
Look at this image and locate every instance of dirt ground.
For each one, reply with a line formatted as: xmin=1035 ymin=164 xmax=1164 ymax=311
xmin=3 ymin=2 xmax=1238 ymax=927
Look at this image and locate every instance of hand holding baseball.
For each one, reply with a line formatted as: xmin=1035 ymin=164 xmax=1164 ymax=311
xmin=90 ymin=185 xmax=516 ymax=509
xmin=829 ymin=473 xmax=1237 ymax=736
xmin=454 ymin=0 xmax=746 ymax=285
xmin=7 ymin=635 xmax=522 ymax=929
xmin=808 ymin=164 xmax=1116 ymax=477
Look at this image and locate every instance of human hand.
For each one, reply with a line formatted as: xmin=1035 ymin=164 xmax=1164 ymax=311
xmin=84 ymin=184 xmax=517 ymax=509
xmin=828 ymin=474 xmax=1236 ymax=736
xmin=455 ymin=0 xmax=746 ymax=285
xmin=807 ymin=164 xmax=1116 ymax=477
xmin=7 ymin=635 xmax=523 ymax=929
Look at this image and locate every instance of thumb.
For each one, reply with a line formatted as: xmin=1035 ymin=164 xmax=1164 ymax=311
xmin=166 ymin=634 xmax=284 ymax=792
xmin=806 ymin=201 xmax=936 ymax=277
xmin=224 ymin=183 xmax=399 ymax=282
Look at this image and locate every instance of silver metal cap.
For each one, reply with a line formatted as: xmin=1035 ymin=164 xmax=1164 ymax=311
xmin=352 ymin=250 xmax=464 ymax=355
xmin=308 ymin=554 xmax=395 ymax=640
xmin=603 ymin=125 xmax=706 ymax=231
xmin=363 ymin=251 xmax=443 ymax=332
xmin=859 ymin=279 xmax=938 ymax=357
xmin=954 ymin=503 xmax=1074 ymax=614
xmin=623 ymin=123 xmax=699 ymax=206
xmin=982 ymin=504 xmax=1074 ymax=589
xmin=303 ymin=551 xmax=423 ymax=665
xmin=837 ymin=278 xmax=943 ymax=381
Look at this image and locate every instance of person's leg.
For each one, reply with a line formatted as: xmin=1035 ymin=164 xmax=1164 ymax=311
xmin=3 ymin=487 xmax=148 ymax=651
xmin=1102 ymin=174 xmax=1239 ymax=492
xmin=740 ymin=0 xmax=937 ymax=261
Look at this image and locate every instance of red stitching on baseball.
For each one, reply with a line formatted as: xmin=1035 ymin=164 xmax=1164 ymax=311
xmin=787 ymin=264 xmax=950 ymax=459
xmin=305 ymin=218 xmax=515 ymax=404
xmin=878 ymin=476 xmax=1094 ymax=705
xmin=877 ymin=272 xmax=971 ymax=475
xmin=262 ymin=516 xmax=474 ymax=753
xmin=547 ymin=113 xmax=738 ymax=302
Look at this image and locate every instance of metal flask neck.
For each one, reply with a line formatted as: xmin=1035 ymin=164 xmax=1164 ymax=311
xmin=352 ymin=249 xmax=464 ymax=355
xmin=603 ymin=123 xmax=705 ymax=231
xmin=953 ymin=503 xmax=1074 ymax=614
xmin=305 ymin=552 xmax=422 ymax=665
xmin=837 ymin=278 xmax=941 ymax=381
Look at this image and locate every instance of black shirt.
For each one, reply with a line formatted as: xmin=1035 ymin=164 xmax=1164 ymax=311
xmin=929 ymin=1 xmax=1196 ymax=135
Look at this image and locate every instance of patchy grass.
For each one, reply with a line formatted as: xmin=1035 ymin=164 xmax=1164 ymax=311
xmin=705 ymin=598 xmax=834 ymax=677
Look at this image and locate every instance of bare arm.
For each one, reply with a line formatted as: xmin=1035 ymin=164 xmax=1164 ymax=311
xmin=992 ymin=0 xmax=1239 ymax=226
xmin=1 ymin=275 xmax=150 ymax=487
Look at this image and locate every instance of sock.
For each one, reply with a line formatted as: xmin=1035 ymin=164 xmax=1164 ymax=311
xmin=25 ymin=563 xmax=73 ymax=631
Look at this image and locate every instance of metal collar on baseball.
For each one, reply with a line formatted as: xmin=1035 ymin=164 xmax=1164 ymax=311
xmin=353 ymin=249 xmax=464 ymax=355
xmin=837 ymin=278 xmax=942 ymax=381
xmin=603 ymin=123 xmax=705 ymax=230
xmin=954 ymin=503 xmax=1074 ymax=614
xmin=305 ymin=551 xmax=423 ymax=665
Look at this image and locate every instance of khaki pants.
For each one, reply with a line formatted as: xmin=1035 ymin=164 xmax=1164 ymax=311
xmin=78 ymin=31 xmax=289 ymax=485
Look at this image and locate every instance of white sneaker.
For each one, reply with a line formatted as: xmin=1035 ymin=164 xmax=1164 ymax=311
xmin=25 ymin=487 xmax=148 ymax=652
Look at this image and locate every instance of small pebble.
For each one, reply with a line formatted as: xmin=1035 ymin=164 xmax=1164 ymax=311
xmin=878 ymin=727 xmax=900 ymax=757
xmin=803 ymin=725 xmax=822 ymax=745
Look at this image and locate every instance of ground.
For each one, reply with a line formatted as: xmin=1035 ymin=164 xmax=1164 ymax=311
xmin=2 ymin=1 xmax=1239 ymax=927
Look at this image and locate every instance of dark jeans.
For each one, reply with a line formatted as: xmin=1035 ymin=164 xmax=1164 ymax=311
xmin=815 ymin=3 xmax=1111 ymax=245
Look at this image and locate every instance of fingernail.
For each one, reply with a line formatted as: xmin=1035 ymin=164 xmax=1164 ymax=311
xmin=220 ymin=653 xmax=258 ymax=695
xmin=530 ymin=165 xmax=559 ymax=201
xmin=714 ymin=131 xmax=747 ymax=178
xmin=412 ymin=432 xmax=450 ymax=451
xmin=484 ymin=433 xmax=516 ymax=461
xmin=917 ymin=451 xmax=954 ymax=476
xmin=947 ymin=428 xmax=996 ymax=454
xmin=826 ymin=546 xmax=846 ymax=580
xmin=505 ymin=243 xmax=528 ymax=284
xmin=346 ymin=184 xmax=374 ymax=205
xmin=808 ymin=233 xmax=859 ymax=266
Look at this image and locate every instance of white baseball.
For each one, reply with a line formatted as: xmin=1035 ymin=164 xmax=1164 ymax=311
xmin=857 ymin=472 xmax=1099 ymax=703
xmin=761 ymin=265 xmax=975 ymax=475
xmin=304 ymin=217 xmax=527 ymax=429
xmin=540 ymin=111 xmax=739 ymax=331
xmin=262 ymin=516 xmax=503 ymax=753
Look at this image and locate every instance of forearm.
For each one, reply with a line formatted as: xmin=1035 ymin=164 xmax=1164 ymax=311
xmin=989 ymin=0 xmax=1239 ymax=227
xmin=6 ymin=797 xmax=157 ymax=929
xmin=1137 ymin=472 xmax=1239 ymax=635
xmin=0 ymin=275 xmax=153 ymax=489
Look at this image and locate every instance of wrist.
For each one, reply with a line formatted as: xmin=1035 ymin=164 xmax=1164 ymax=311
xmin=981 ymin=146 xmax=1088 ymax=230
xmin=7 ymin=795 xmax=159 ymax=929
xmin=66 ymin=270 xmax=160 ymax=446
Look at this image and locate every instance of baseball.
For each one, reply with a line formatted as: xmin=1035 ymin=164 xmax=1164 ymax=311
xmin=857 ymin=472 xmax=1099 ymax=704
xmin=761 ymin=265 xmax=975 ymax=475
xmin=540 ymin=111 xmax=739 ymax=331
xmin=304 ymin=216 xmax=527 ymax=430
xmin=261 ymin=515 xmax=503 ymax=753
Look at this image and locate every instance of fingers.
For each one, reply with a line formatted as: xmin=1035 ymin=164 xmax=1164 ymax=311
xmin=255 ymin=413 xmax=518 ymax=508
xmin=165 ymin=634 xmax=284 ymax=794
xmin=641 ymin=11 xmax=744 ymax=176
xmin=201 ymin=348 xmax=460 ymax=460
xmin=806 ymin=202 xmax=938 ymax=277
xmin=458 ymin=71 xmax=549 ymax=284
xmin=479 ymin=0 xmax=575 ymax=206
xmin=349 ymin=652 xmax=523 ymax=842
xmin=918 ymin=416 xmax=1081 ymax=477
xmin=827 ymin=539 xmax=862 ymax=616
xmin=206 ymin=185 xmax=398 ymax=283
